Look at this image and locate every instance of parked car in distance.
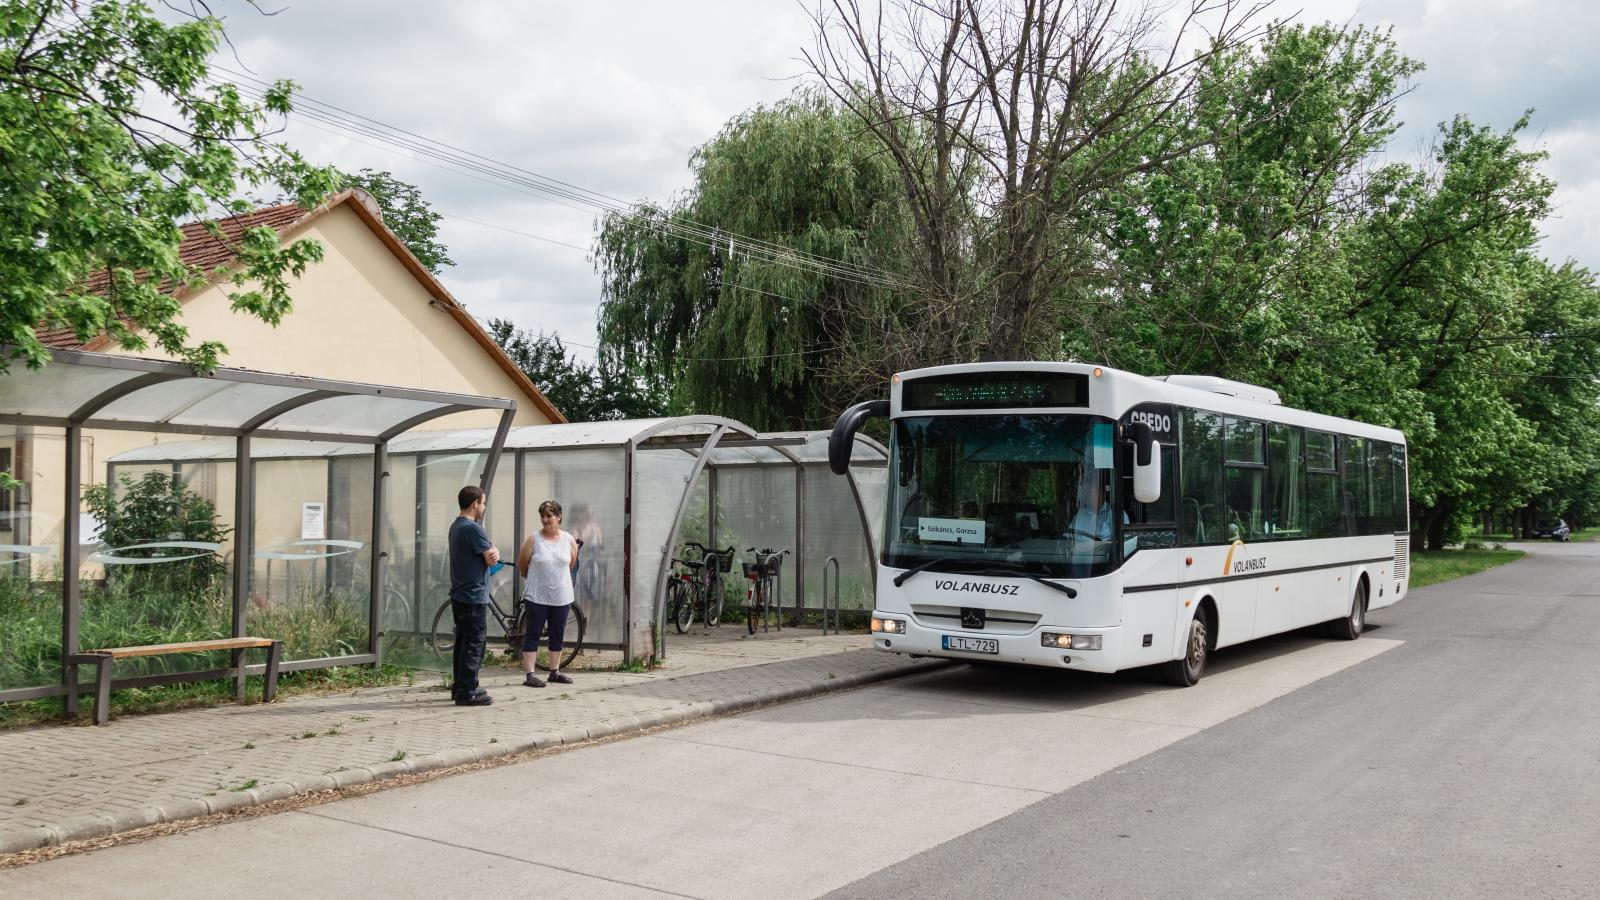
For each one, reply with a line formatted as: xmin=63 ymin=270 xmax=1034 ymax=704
xmin=1531 ymin=518 xmax=1571 ymax=542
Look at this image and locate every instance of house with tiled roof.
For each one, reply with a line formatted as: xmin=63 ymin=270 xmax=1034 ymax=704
xmin=32 ymin=189 xmax=562 ymax=425
xmin=6 ymin=189 xmax=560 ymax=564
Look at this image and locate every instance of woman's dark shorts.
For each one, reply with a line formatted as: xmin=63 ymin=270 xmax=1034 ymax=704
xmin=521 ymin=602 xmax=571 ymax=652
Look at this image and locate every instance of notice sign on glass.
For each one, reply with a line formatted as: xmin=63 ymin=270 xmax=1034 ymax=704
xmin=917 ymin=517 xmax=986 ymax=544
xmin=300 ymin=502 xmax=326 ymax=540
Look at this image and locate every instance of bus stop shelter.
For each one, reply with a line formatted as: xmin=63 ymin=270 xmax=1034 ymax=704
xmin=0 ymin=349 xmax=514 ymax=710
xmin=102 ymin=417 xmax=889 ymax=664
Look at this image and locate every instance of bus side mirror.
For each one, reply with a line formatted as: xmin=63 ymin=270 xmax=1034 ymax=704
xmin=829 ymin=399 xmax=889 ymax=475
xmin=1130 ymin=422 xmax=1161 ymax=504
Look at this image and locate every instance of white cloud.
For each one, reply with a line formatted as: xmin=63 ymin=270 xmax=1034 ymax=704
xmin=207 ymin=0 xmax=1600 ymax=363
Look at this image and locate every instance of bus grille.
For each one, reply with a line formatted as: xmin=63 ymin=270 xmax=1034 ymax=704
xmin=1394 ymin=537 xmax=1409 ymax=580
xmin=911 ymin=604 xmax=1041 ymax=635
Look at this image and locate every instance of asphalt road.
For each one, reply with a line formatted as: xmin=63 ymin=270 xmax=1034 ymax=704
xmin=829 ymin=540 xmax=1600 ymax=900
xmin=5 ymin=541 xmax=1592 ymax=899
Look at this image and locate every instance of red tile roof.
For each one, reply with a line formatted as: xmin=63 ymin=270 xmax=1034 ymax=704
xmin=39 ymin=201 xmax=318 ymax=350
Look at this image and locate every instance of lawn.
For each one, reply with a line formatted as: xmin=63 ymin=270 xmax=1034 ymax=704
xmin=1409 ymin=548 xmax=1525 ymax=588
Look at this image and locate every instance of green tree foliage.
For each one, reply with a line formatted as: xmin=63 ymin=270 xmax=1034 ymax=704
xmin=0 ymin=1 xmax=341 ymax=372
xmin=488 ymin=319 xmax=665 ymax=422
xmin=340 ymin=168 xmax=454 ymax=274
xmin=595 ymin=92 xmax=908 ymax=428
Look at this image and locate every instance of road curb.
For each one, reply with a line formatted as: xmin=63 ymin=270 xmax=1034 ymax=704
xmin=0 ymin=654 xmax=951 ymax=858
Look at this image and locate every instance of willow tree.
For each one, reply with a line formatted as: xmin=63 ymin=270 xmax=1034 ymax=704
xmin=594 ymin=92 xmax=909 ymax=429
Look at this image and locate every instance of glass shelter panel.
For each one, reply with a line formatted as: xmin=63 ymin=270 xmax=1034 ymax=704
xmin=0 ymin=426 xmax=65 ymax=693
xmin=248 ymin=450 xmax=370 ymax=662
xmin=801 ymin=465 xmax=874 ymax=612
xmin=381 ymin=453 xmax=422 ymax=663
xmin=716 ymin=466 xmax=797 ymax=615
xmin=82 ymin=428 xmax=234 ymax=682
xmin=521 ymin=448 xmax=627 ymax=649
xmin=634 ymin=448 xmax=702 ymax=650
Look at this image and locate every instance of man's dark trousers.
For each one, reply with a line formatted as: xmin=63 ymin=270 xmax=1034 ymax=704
xmin=451 ymin=600 xmax=488 ymax=699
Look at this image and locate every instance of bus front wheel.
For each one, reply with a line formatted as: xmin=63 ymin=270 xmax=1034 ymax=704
xmin=1162 ymin=610 xmax=1209 ymax=687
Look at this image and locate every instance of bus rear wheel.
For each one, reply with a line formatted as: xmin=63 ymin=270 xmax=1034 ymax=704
xmin=1326 ymin=580 xmax=1367 ymax=641
xmin=1162 ymin=610 xmax=1209 ymax=687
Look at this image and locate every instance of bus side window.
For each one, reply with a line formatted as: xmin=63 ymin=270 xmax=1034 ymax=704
xmin=1180 ymin=410 xmax=1223 ymax=546
xmin=1122 ymin=443 xmax=1176 ymax=555
xmin=1305 ymin=431 xmax=1340 ymax=538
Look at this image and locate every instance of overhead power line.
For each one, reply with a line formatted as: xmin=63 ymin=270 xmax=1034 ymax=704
xmin=209 ymin=66 xmax=908 ymax=292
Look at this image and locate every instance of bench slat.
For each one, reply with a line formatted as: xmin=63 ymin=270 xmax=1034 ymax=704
xmin=78 ymin=637 xmax=277 ymax=659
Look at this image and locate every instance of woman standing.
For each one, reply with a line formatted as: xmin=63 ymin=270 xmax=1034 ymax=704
xmin=516 ymin=499 xmax=578 ymax=687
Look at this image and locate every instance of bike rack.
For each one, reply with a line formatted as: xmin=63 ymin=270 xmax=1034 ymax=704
xmin=820 ymin=556 xmax=841 ymax=635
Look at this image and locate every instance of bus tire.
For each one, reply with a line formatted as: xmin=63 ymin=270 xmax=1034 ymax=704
xmin=1327 ymin=579 xmax=1367 ymax=640
xmin=1162 ymin=609 xmax=1209 ymax=687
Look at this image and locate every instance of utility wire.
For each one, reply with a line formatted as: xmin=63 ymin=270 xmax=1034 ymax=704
xmin=211 ymin=67 xmax=908 ymax=291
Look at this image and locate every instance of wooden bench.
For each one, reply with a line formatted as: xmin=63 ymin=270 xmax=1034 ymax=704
xmin=67 ymin=637 xmax=283 ymax=726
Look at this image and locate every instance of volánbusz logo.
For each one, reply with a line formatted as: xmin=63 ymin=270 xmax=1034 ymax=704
xmin=932 ymin=579 xmax=1020 ymax=596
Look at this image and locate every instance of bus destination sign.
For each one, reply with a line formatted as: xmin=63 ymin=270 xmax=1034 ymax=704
xmin=902 ymin=371 xmax=1089 ymax=411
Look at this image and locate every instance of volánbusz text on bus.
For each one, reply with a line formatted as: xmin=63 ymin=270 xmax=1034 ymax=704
xmin=829 ymin=362 xmax=1408 ymax=686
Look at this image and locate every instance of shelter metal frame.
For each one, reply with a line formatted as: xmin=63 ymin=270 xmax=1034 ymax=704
xmin=0 ymin=349 xmax=515 ymax=711
xmin=87 ymin=417 xmax=890 ymax=668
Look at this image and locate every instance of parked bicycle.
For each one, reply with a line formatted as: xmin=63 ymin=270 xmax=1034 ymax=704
xmin=429 ymin=544 xmax=588 ymax=671
xmin=742 ymin=547 xmax=790 ymax=635
xmin=667 ymin=542 xmax=735 ymax=633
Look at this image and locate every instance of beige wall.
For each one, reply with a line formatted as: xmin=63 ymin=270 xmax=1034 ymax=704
xmin=102 ymin=202 xmax=548 ymax=431
xmin=21 ymin=200 xmax=554 ymax=565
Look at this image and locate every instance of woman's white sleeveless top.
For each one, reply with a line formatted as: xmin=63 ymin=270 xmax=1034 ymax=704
xmin=525 ymin=531 xmax=576 ymax=606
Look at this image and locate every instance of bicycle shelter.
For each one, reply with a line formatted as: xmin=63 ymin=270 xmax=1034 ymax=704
xmin=102 ymin=416 xmax=889 ymax=664
xmin=0 ymin=349 xmax=515 ymax=710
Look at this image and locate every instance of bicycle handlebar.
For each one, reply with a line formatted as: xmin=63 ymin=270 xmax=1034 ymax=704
xmin=746 ymin=547 xmax=792 ymax=556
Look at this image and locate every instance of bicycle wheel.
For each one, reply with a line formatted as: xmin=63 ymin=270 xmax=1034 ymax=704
xmin=705 ymin=578 xmax=724 ymax=628
xmin=560 ymin=604 xmax=587 ymax=669
xmin=670 ymin=580 xmax=693 ymax=633
xmin=429 ymin=599 xmax=455 ymax=654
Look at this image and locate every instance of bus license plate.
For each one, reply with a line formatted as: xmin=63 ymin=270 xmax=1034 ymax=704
xmin=943 ymin=635 xmax=998 ymax=654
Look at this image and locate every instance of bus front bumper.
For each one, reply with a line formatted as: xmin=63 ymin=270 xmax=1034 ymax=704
xmin=871 ymin=612 xmax=1121 ymax=672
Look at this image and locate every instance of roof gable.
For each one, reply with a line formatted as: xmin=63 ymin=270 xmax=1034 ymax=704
xmin=35 ymin=191 xmax=564 ymax=423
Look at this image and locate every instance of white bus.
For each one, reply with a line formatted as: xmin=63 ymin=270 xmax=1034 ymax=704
xmin=828 ymin=362 xmax=1409 ymax=685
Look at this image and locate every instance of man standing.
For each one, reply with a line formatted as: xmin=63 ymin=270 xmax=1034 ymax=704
xmin=449 ymin=485 xmax=498 ymax=706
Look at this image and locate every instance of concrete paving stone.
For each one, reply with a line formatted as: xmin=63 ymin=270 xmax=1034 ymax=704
xmin=0 ymin=633 xmax=930 ymax=855
xmin=0 ymin=808 xmax=678 ymax=898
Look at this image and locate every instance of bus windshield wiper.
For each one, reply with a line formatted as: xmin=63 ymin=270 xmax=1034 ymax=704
xmin=892 ymin=556 xmax=955 ymax=587
xmin=892 ymin=557 xmax=1077 ymax=598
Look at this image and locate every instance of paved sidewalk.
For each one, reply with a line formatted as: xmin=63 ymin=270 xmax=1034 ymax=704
xmin=0 ymin=630 xmax=947 ymax=856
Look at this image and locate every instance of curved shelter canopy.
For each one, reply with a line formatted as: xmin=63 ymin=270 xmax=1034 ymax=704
xmin=0 ymin=348 xmax=516 ymax=709
xmin=0 ymin=349 xmax=512 ymax=443
xmin=102 ymin=416 xmax=888 ymax=664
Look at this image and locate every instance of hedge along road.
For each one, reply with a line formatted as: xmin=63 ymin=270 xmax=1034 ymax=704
xmin=4 ymin=546 xmax=1582 ymax=899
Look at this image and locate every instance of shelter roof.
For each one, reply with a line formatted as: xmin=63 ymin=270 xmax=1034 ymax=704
xmin=0 ymin=348 xmax=515 ymax=445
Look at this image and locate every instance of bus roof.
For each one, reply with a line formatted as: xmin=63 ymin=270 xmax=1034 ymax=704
xmin=891 ymin=361 xmax=1406 ymax=445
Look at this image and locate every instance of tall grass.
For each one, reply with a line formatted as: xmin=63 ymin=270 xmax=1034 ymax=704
xmin=0 ymin=572 xmax=370 ymax=694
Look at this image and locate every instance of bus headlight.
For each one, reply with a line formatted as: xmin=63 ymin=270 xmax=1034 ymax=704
xmin=1041 ymin=632 xmax=1100 ymax=650
xmin=872 ymin=617 xmax=906 ymax=635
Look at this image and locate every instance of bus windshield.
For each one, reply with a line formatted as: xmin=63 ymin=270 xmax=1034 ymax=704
xmin=886 ymin=414 xmax=1122 ymax=579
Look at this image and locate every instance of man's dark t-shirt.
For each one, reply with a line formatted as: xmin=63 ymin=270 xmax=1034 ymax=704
xmin=448 ymin=516 xmax=493 ymax=604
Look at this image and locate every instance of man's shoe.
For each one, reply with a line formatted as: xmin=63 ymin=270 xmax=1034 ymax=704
xmin=454 ymin=693 xmax=493 ymax=706
xmin=547 ymin=671 xmax=573 ymax=685
xmin=523 ymin=673 xmax=546 ymax=688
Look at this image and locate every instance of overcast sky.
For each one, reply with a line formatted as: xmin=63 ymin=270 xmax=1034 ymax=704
xmin=212 ymin=1 xmax=1599 ymax=362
